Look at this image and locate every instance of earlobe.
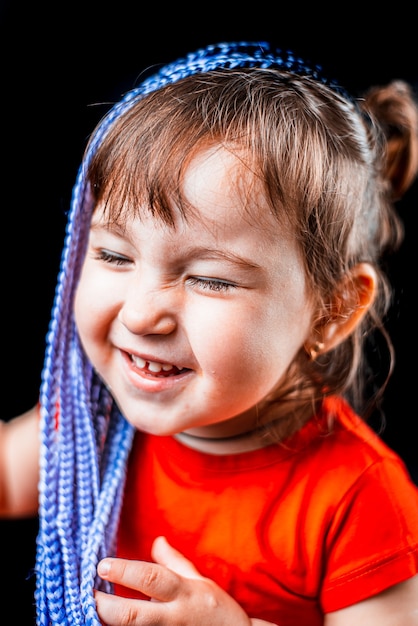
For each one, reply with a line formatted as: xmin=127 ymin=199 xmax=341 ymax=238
xmin=306 ymin=263 xmax=377 ymax=358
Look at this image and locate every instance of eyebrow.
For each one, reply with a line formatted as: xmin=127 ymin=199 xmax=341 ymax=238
xmin=181 ymin=247 xmax=262 ymax=271
xmin=90 ymin=220 xmax=262 ymax=271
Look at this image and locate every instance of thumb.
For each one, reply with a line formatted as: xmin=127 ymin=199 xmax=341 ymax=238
xmin=151 ymin=536 xmax=202 ymax=579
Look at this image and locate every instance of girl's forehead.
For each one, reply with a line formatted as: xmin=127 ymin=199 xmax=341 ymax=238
xmin=180 ymin=145 xmax=278 ymax=228
xmin=182 ymin=146 xmax=245 ymax=205
xmin=93 ymin=142 xmax=284 ymax=235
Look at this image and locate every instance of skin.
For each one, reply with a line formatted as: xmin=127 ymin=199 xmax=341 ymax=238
xmin=1 ymin=146 xmax=418 ymax=624
xmin=74 ymin=147 xmax=315 ymax=443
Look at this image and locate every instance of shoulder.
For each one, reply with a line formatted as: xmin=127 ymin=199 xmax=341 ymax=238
xmin=287 ymin=396 xmax=418 ymax=534
xmin=312 ymin=395 xmax=414 ymax=481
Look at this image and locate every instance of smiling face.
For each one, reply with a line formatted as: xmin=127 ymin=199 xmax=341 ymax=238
xmin=74 ymin=146 xmax=316 ymax=441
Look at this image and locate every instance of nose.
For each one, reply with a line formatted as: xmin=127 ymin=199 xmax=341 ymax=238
xmin=119 ymin=278 xmax=178 ymax=336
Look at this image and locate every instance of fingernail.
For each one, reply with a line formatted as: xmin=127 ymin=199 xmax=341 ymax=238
xmin=97 ymin=559 xmax=110 ymax=577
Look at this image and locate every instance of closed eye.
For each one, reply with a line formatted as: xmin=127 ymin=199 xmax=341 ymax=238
xmin=187 ymin=276 xmax=238 ymax=292
xmin=95 ymin=249 xmax=132 ymax=266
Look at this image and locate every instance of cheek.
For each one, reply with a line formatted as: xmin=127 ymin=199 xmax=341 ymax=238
xmin=186 ymin=305 xmax=294 ymax=379
xmin=190 ymin=295 xmax=312 ymax=389
xmin=73 ymin=282 xmax=94 ymax=348
xmin=73 ymin=269 xmax=113 ymax=346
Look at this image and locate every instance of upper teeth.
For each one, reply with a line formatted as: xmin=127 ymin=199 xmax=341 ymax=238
xmin=132 ymin=355 xmax=174 ymax=372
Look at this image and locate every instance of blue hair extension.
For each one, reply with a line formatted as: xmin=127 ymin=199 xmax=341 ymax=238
xmin=34 ymin=41 xmax=342 ymax=624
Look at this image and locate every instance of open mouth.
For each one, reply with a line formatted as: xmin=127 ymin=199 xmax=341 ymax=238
xmin=130 ymin=354 xmax=189 ymax=377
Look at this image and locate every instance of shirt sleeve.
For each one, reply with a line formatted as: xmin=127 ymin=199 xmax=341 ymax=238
xmin=320 ymin=455 xmax=418 ymax=613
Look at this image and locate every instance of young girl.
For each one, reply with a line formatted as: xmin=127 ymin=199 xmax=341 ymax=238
xmin=1 ymin=41 xmax=418 ymax=626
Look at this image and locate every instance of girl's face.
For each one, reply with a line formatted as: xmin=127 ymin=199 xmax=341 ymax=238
xmin=74 ymin=146 xmax=315 ymax=441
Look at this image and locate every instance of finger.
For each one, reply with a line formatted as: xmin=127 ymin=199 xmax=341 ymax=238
xmin=95 ymin=589 xmax=167 ymax=626
xmin=151 ymin=536 xmax=202 ymax=579
xmin=95 ymin=590 xmax=137 ymax=626
xmin=98 ymin=557 xmax=181 ymax=601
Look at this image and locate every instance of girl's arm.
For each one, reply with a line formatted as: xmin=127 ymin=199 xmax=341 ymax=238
xmin=0 ymin=405 xmax=40 ymax=518
xmin=325 ymin=574 xmax=418 ymax=626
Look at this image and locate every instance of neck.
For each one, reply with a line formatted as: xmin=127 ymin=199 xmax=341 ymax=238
xmin=174 ymin=427 xmax=270 ymax=455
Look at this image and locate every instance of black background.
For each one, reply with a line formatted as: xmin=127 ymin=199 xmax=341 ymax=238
xmin=1 ymin=2 xmax=417 ymax=621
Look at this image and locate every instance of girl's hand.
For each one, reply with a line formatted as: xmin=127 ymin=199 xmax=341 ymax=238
xmin=95 ymin=536 xmax=274 ymax=625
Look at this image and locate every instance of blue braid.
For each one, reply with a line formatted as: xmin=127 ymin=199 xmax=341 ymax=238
xmin=35 ymin=41 xmax=341 ymax=624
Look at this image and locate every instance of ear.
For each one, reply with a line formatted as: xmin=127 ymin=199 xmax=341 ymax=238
xmin=306 ymin=263 xmax=377 ymax=358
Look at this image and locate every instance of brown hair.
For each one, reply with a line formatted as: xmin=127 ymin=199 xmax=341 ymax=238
xmin=86 ymin=68 xmax=418 ymax=438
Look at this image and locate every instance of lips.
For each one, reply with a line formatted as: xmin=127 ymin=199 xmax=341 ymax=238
xmin=130 ymin=354 xmax=187 ymax=377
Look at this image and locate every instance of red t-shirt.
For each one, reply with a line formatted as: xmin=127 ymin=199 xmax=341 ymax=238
xmin=116 ymin=396 xmax=418 ymax=625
